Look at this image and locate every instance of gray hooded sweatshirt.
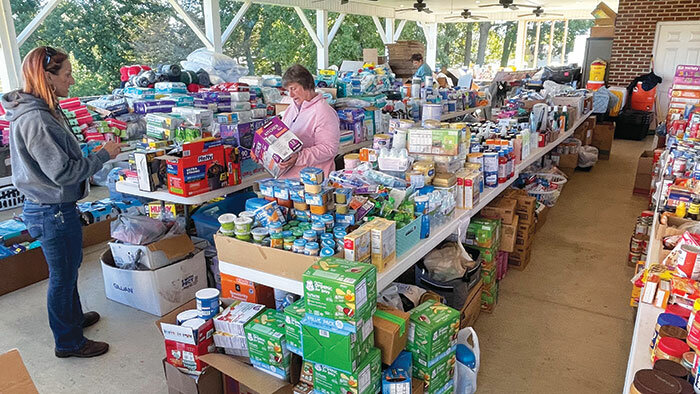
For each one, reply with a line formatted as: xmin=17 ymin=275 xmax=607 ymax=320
xmin=2 ymin=90 xmax=110 ymax=204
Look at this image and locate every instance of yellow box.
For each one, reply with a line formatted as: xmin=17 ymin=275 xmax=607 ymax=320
xmin=366 ymin=218 xmax=396 ymax=272
xmin=343 ymin=226 xmax=371 ymax=263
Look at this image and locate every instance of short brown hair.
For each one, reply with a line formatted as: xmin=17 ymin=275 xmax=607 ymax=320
xmin=282 ymin=64 xmax=316 ymax=91
xmin=410 ymin=53 xmax=423 ymax=62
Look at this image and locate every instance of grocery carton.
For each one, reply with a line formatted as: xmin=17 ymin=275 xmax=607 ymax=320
xmin=465 ymin=218 xmax=501 ymax=249
xmin=344 ymin=226 xmax=371 ymax=263
xmin=407 ymin=128 xmax=460 ymax=156
xmin=303 ymin=257 xmax=377 ymax=332
xmin=284 ymin=298 xmax=306 ymax=356
xmin=313 ymin=347 xmax=382 ymax=394
xmin=213 ymin=301 xmax=265 ymax=337
xmin=413 ymin=346 xmax=456 ymax=393
xmin=301 ymin=316 xmax=375 ymax=373
xmin=366 ymin=218 xmax=396 ymax=272
xmin=243 ymin=309 xmax=291 ymax=380
xmin=163 ymin=138 xmax=229 ymax=197
xmin=251 ymin=117 xmax=303 ymax=178
xmin=407 ymin=301 xmax=460 ymax=362
xmin=165 ymin=337 xmax=215 ymax=373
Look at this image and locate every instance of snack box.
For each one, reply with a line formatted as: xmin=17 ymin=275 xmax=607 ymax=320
xmin=252 ymin=117 xmax=303 ymax=178
xmin=302 ymin=257 xmax=377 ymax=332
xmin=344 ymin=226 xmax=371 ymax=263
xmin=283 ymin=298 xmax=306 ymax=356
xmin=243 ymin=309 xmax=291 ymax=379
xmin=407 ymin=301 xmax=460 ymax=362
xmin=366 ymin=218 xmax=396 ymax=272
xmin=301 ymin=316 xmax=374 ymax=373
xmin=465 ymin=218 xmax=501 ymax=249
xmin=413 ymin=346 xmax=456 ymax=386
xmin=313 ymin=347 xmax=382 ymax=394
xmin=213 ymin=301 xmax=265 ymax=337
xmin=407 ymin=128 xmax=460 ymax=156
xmin=165 ymin=337 xmax=215 ymax=373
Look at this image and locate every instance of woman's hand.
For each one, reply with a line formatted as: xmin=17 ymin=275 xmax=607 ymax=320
xmin=101 ymin=142 xmax=126 ymax=159
xmin=279 ymin=153 xmax=299 ymax=170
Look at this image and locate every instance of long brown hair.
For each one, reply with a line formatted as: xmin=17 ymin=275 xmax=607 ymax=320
xmin=22 ymin=46 xmax=68 ymax=111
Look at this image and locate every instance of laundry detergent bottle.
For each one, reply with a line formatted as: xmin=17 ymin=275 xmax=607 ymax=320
xmin=455 ymin=327 xmax=480 ymax=394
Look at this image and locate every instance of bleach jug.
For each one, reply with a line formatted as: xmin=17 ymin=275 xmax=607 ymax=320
xmin=455 ymin=327 xmax=480 ymax=394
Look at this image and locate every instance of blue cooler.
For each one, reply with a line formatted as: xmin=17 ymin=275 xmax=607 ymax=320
xmin=191 ymin=192 xmax=256 ymax=243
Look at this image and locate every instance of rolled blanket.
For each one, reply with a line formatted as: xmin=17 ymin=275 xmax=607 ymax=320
xmin=196 ymin=69 xmax=211 ymax=87
xmin=180 ymin=70 xmax=199 ymax=85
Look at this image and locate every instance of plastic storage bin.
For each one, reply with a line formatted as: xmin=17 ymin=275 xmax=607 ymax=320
xmin=395 ymin=215 xmax=422 ymax=257
xmin=192 ymin=192 xmax=256 ymax=243
xmin=615 ymin=109 xmax=653 ymax=140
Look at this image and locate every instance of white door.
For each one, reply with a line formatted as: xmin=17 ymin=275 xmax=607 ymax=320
xmin=653 ymin=21 xmax=700 ymax=119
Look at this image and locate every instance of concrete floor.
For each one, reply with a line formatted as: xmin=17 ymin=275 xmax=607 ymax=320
xmin=0 ymin=137 xmax=651 ymax=393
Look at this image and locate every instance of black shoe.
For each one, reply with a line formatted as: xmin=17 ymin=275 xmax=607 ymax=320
xmin=55 ymin=340 xmax=109 ymax=358
xmin=82 ymin=311 xmax=100 ymax=328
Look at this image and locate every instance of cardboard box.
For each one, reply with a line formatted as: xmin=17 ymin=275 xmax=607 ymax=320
xmin=412 ymin=378 xmax=425 ymax=394
xmin=406 ymin=301 xmax=460 ymax=362
xmin=135 ymin=149 xmax=166 ymax=192
xmin=552 ymin=96 xmax=585 ymax=120
xmin=252 ymin=117 xmax=303 ymax=178
xmin=313 ymin=347 xmax=381 ymax=394
xmin=366 ymin=218 xmax=396 ymax=272
xmin=213 ymin=301 xmax=265 ymax=337
xmin=592 ymin=122 xmax=615 ymax=160
xmin=274 ymin=104 xmax=290 ymax=115
xmin=0 ymin=233 xmax=48 ymax=297
xmin=303 ymin=257 xmax=377 ymax=332
xmin=82 ymin=218 xmax=115 ymax=247
xmin=412 ymin=350 xmax=456 ymax=393
xmin=165 ymin=139 xmax=230 ymax=197
xmin=590 ymin=25 xmax=615 ymax=38
xmin=0 ymin=349 xmax=38 ymax=394
xmin=163 ymin=360 xmax=223 ymax=394
xmin=656 ymin=212 xmax=695 ymax=241
xmin=521 ymin=99 xmax=545 ymax=111
xmin=634 ymin=150 xmax=654 ymax=196
xmin=283 ymin=298 xmax=306 ymax=356
xmin=499 ymin=215 xmax=519 ymax=253
xmin=557 ymin=152 xmax=579 ymax=170
xmin=459 ymin=280 xmax=483 ymax=329
xmin=100 ymin=249 xmax=207 ymax=316
xmin=215 ymin=234 xmax=323 ymax=285
xmin=373 ymin=304 xmax=410 ymax=365
xmin=199 ymin=353 xmax=294 ymax=394
xmin=407 ymin=128 xmax=460 ymax=156
xmin=165 ymin=337 xmax=215 ymax=373
xmin=508 ymin=248 xmax=532 ymax=270
xmin=480 ymin=198 xmax=517 ymax=225
xmin=535 ymin=206 xmax=550 ymax=233
xmin=221 ymin=274 xmax=275 ymax=307
xmin=244 ymin=309 xmax=291 ymax=380
xmin=160 ymin=311 xmax=215 ymax=346
xmin=109 ymin=233 xmax=195 ymax=271
xmin=363 ymin=48 xmax=379 ymax=65
xmin=465 ymin=218 xmax=501 ymax=249
xmin=344 ymin=226 xmax=371 ymax=263
xmin=301 ymin=316 xmax=374 ymax=373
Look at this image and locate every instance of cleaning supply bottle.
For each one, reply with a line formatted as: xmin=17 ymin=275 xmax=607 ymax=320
xmin=560 ymin=106 xmax=569 ymax=131
xmin=676 ymin=201 xmax=687 ymax=218
xmin=455 ymin=328 xmax=480 ymax=394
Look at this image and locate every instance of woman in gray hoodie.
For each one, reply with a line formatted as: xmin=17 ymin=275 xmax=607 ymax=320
xmin=2 ymin=46 xmax=122 ymax=358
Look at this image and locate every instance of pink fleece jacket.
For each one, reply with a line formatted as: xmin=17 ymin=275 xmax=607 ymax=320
xmin=280 ymin=94 xmax=340 ymax=179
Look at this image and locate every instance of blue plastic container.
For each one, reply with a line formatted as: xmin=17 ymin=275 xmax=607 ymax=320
xmin=192 ymin=192 xmax=256 ymax=243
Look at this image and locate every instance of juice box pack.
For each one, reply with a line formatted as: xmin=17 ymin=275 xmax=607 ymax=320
xmin=407 ymin=301 xmax=460 ymax=362
xmin=283 ymin=298 xmax=305 ymax=356
xmin=303 ymin=257 xmax=377 ymax=332
xmin=413 ymin=347 xmax=456 ymax=392
xmin=312 ymin=347 xmax=382 ymax=394
xmin=243 ymin=309 xmax=290 ymax=380
xmin=301 ymin=316 xmax=375 ymax=373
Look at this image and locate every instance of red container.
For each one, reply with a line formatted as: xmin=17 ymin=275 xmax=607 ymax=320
xmin=631 ymin=82 xmax=657 ymax=112
xmin=654 ymin=336 xmax=689 ymax=364
xmin=164 ymin=337 xmax=214 ymax=373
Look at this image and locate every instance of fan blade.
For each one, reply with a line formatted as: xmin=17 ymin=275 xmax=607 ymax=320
xmin=544 ymin=12 xmax=564 ymax=16
xmin=513 ymin=3 xmax=538 ymax=7
xmin=472 ymin=15 xmax=487 ymax=19
xmin=396 ymin=8 xmax=415 ymax=11
xmin=341 ymin=0 xmax=349 ymax=3
xmin=423 ymin=8 xmax=433 ymax=13
xmin=445 ymin=16 xmax=462 ymax=19
xmin=517 ymin=13 xmax=530 ymax=17
xmin=478 ymin=4 xmax=502 ymax=7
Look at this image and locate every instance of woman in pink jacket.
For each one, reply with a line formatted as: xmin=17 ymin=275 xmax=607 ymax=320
xmin=278 ymin=64 xmax=340 ymax=179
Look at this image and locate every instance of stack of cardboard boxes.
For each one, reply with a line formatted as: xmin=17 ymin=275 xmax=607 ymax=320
xmin=465 ymin=217 xmax=501 ymax=313
xmin=503 ymin=190 xmax=537 ymax=271
xmin=386 ymin=41 xmax=425 ymax=79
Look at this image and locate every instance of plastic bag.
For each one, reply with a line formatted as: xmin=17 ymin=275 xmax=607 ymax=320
xmin=542 ymin=80 xmax=574 ymax=99
xmin=578 ymin=145 xmax=599 ymax=168
xmin=423 ymin=242 xmax=472 ymax=282
xmin=110 ymin=215 xmax=183 ymax=245
xmin=377 ymin=284 xmax=404 ymax=311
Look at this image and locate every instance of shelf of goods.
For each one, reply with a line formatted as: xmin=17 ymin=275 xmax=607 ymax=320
xmin=219 ymin=110 xmax=593 ymax=296
xmin=114 ymin=141 xmax=373 ymax=206
xmin=622 ymin=153 xmax=669 ymax=394
xmin=439 ymin=105 xmax=489 ymax=121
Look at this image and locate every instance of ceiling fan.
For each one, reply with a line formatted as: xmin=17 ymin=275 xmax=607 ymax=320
xmin=313 ymin=0 xmax=377 ymax=4
xmin=479 ymin=0 xmax=538 ymax=10
xmin=397 ymin=0 xmax=433 ymax=14
xmin=518 ymin=6 xmax=563 ymax=17
xmin=445 ymin=9 xmax=487 ymax=20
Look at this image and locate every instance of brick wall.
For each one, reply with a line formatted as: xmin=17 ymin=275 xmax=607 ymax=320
xmin=608 ymin=0 xmax=700 ymax=86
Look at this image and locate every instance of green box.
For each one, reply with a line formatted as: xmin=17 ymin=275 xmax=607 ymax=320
xmin=465 ymin=218 xmax=501 ymax=249
xmin=413 ymin=349 xmax=456 ymax=393
xmin=313 ymin=347 xmax=382 ymax=394
xmin=283 ymin=298 xmax=305 ymax=356
xmin=407 ymin=301 xmax=460 ymax=361
xmin=303 ymin=257 xmax=377 ymax=332
xmin=244 ymin=309 xmax=290 ymax=369
xmin=407 ymin=128 xmax=460 ymax=156
xmin=301 ymin=315 xmax=374 ymax=373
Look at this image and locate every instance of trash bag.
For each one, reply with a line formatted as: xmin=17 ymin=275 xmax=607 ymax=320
xmin=423 ymin=242 xmax=472 ymax=282
xmin=110 ymin=215 xmax=183 ymax=245
xmin=542 ymin=80 xmax=574 ymax=99
xmin=578 ymin=145 xmax=599 ymax=168
xmin=377 ymin=284 xmax=404 ymax=311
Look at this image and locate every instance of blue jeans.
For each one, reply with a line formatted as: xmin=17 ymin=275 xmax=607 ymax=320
xmin=23 ymin=201 xmax=87 ymax=352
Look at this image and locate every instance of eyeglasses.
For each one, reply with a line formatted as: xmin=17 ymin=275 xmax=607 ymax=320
xmin=44 ymin=46 xmax=57 ymax=69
